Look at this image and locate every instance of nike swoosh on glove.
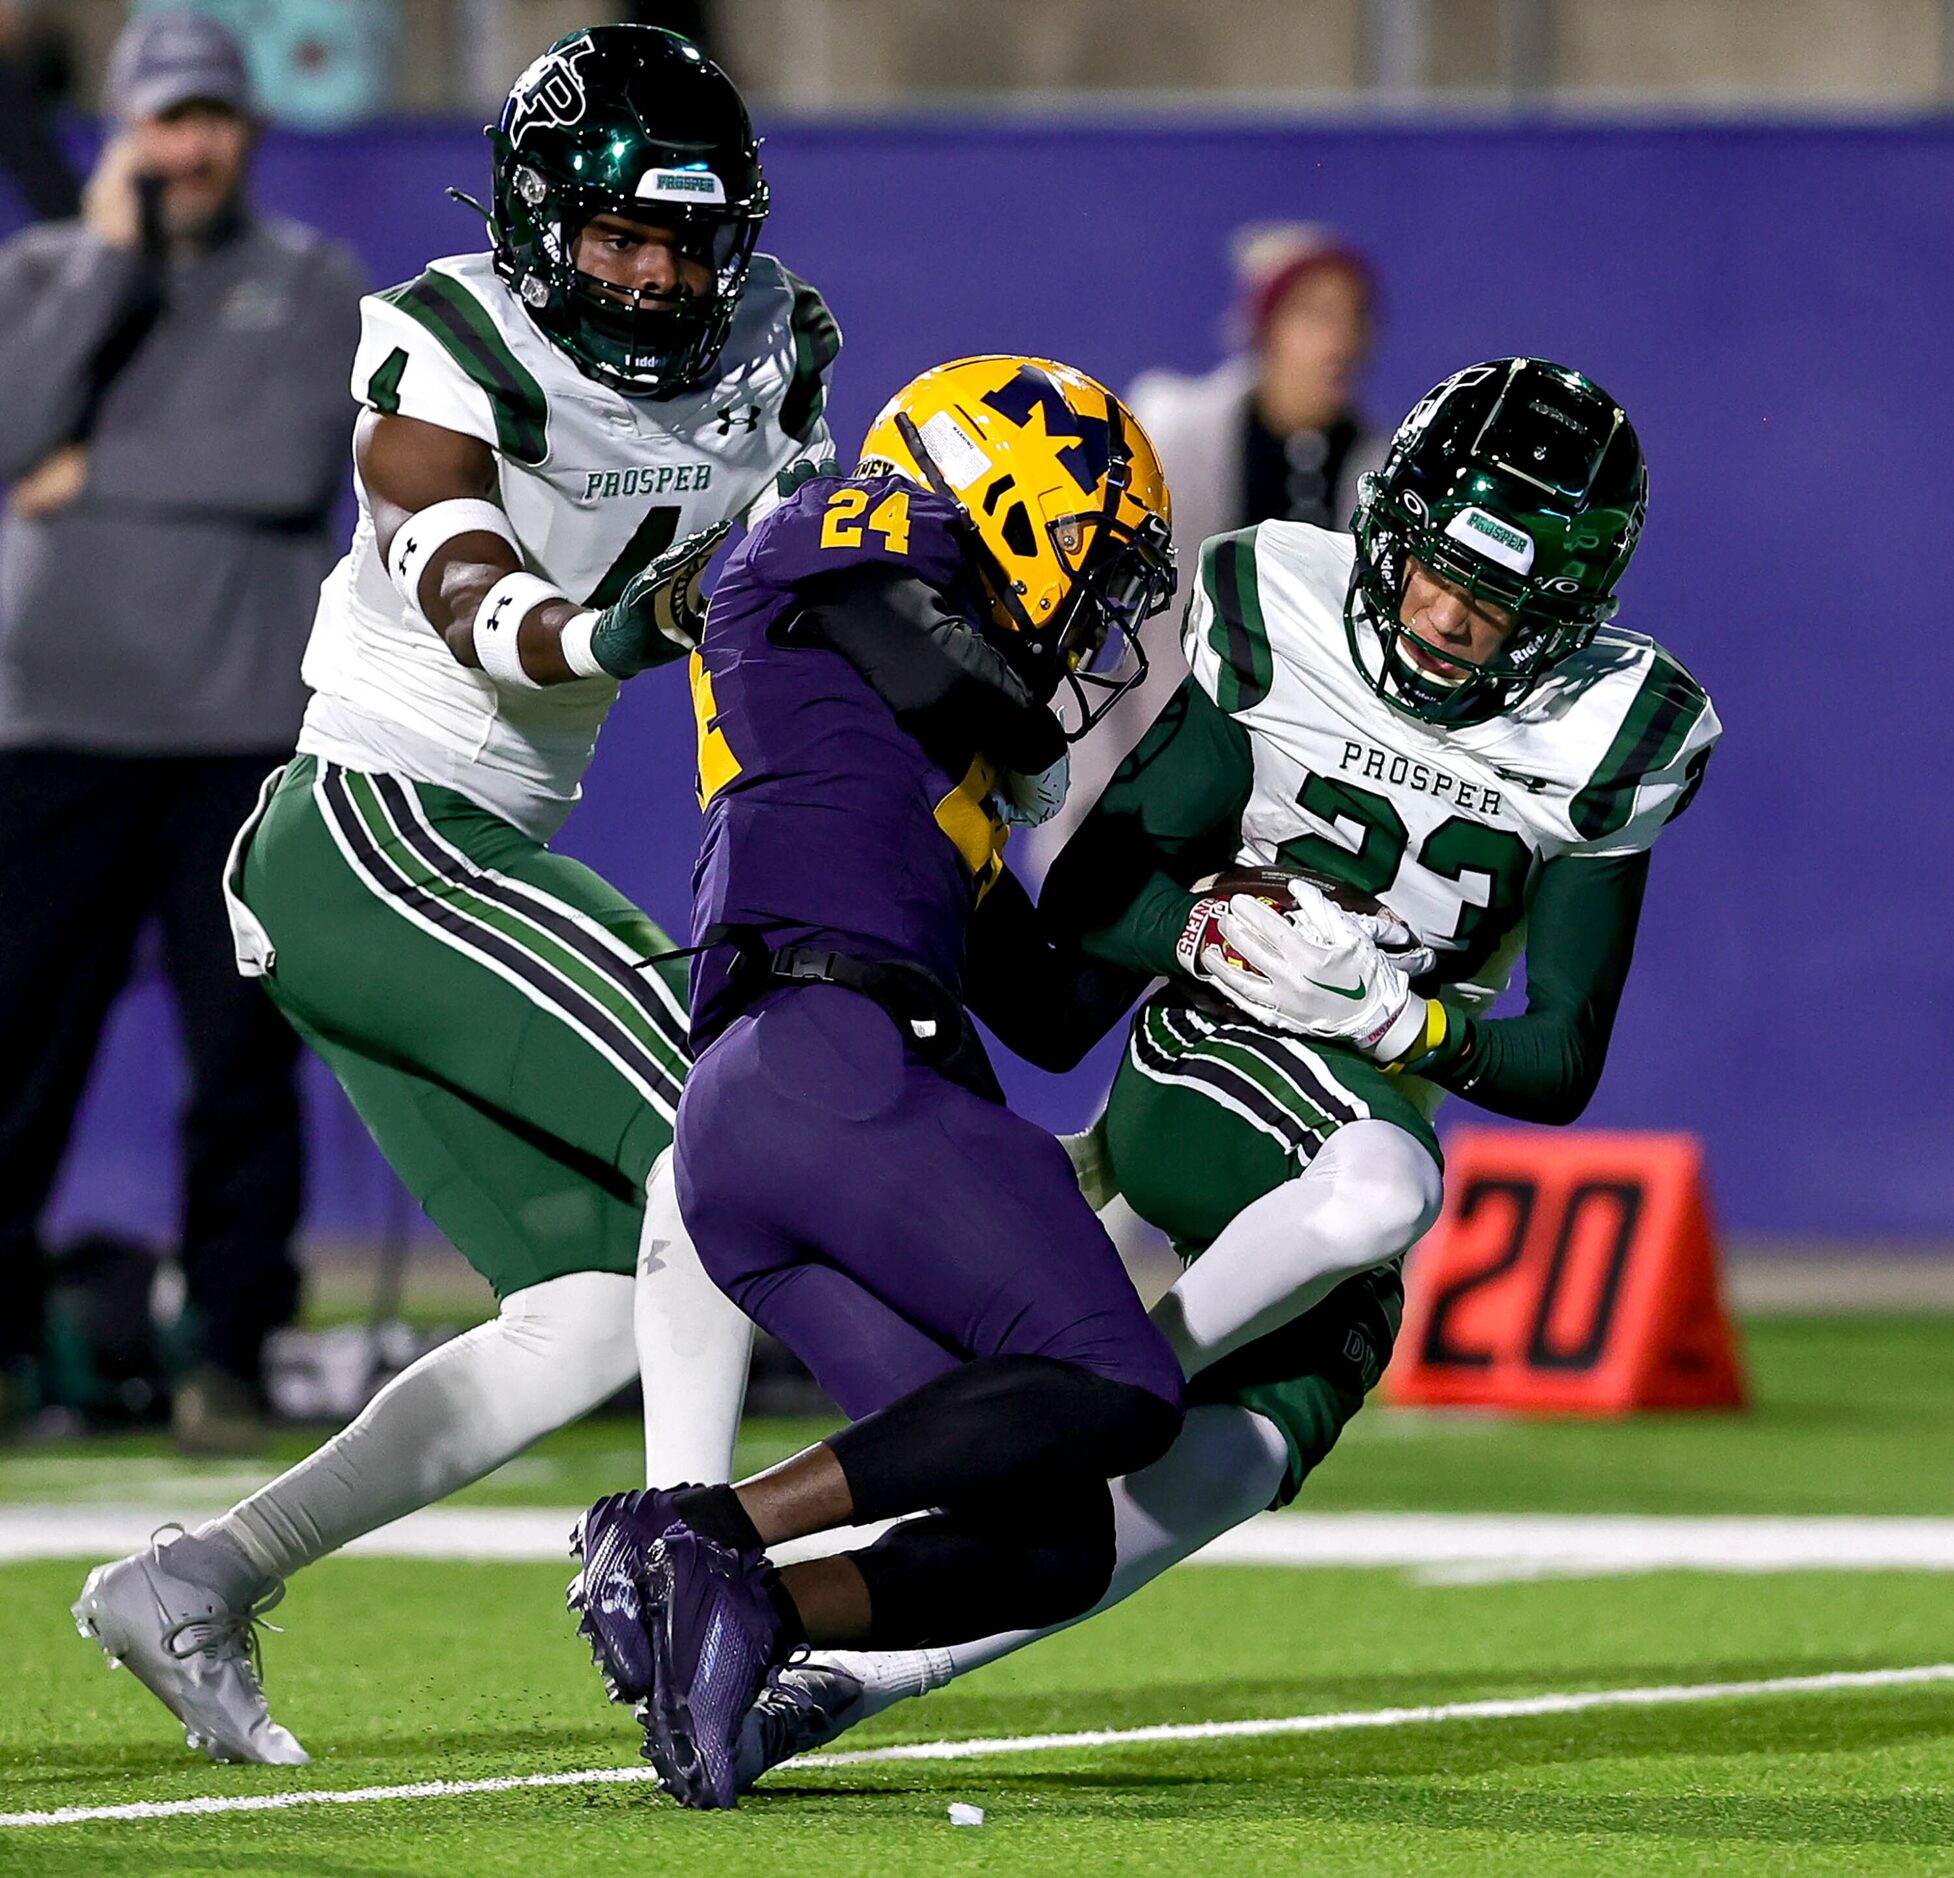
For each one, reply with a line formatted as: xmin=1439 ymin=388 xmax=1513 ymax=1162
xmin=588 ymin=520 xmax=731 ymax=677
xmin=1205 ymin=891 xmax=1429 ymax=1062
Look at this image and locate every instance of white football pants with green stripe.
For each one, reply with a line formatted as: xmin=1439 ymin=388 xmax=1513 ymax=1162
xmin=196 ymin=756 xmax=749 ymax=1594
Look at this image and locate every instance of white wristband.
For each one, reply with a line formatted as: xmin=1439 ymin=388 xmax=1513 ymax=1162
xmin=1366 ymin=993 xmax=1432 ymax=1064
xmin=387 ymin=498 xmax=516 ymax=622
xmin=472 ymin=570 xmax=563 ymax=691
xmin=556 ymin=609 xmax=607 ymax=680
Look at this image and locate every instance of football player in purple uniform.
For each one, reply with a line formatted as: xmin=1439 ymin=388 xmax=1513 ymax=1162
xmin=565 ymin=356 xmax=1183 ymax=1808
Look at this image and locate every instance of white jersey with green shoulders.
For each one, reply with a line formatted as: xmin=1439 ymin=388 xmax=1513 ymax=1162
xmin=1182 ymin=520 xmax=1720 ymax=1018
xmin=297 ymin=249 xmax=840 ymax=839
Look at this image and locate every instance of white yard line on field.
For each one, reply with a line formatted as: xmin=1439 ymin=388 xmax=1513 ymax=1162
xmin=3 ymin=1662 xmax=1951 ymax=1829
xmin=9 ymin=1505 xmax=1954 ymax=1579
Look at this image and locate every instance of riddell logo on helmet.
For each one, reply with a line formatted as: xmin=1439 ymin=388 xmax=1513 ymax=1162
xmin=1445 ymin=505 xmax=1535 ymax=575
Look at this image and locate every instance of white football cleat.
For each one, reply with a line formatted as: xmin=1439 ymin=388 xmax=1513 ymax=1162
xmin=72 ymin=1528 xmax=310 ymax=1765
xmin=732 ymin=1661 xmax=867 ymax=1793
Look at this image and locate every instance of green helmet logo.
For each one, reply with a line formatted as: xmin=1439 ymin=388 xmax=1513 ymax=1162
xmin=1347 ymin=358 xmax=1648 ymax=725
xmin=486 ymin=25 xmax=768 ymax=399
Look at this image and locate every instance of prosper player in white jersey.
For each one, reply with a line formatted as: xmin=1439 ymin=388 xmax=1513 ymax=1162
xmin=72 ymin=26 xmax=840 ymax=1765
xmin=734 ymin=359 xmax=1722 ymax=1784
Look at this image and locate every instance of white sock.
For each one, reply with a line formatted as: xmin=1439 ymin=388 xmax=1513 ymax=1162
xmin=825 ymin=1404 xmax=1289 ymax=1717
xmin=1151 ymin=1119 xmax=1442 ymax=1377
xmin=209 ymin=1269 xmax=638 ymax=1588
xmin=638 ymin=1147 xmax=754 ymax=1485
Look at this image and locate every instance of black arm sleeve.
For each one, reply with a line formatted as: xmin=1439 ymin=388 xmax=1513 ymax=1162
xmin=790 ymin=566 xmax=1066 ymax=777
xmin=963 ymin=867 xmax=1151 ymax=1072
xmin=1041 ymin=675 xmax=1258 ymax=976
xmin=1418 ymin=849 xmax=1650 ymax=1124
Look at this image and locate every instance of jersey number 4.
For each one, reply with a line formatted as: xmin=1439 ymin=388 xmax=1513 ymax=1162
xmin=362 ymin=342 xmax=682 ymax=616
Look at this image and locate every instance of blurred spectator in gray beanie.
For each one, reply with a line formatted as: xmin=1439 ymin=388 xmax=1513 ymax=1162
xmin=0 ymin=9 xmax=368 ymax=1450
xmin=1028 ymin=224 xmax=1385 ymax=869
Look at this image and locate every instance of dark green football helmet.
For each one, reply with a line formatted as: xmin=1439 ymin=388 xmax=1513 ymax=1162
xmin=1347 ymin=357 xmax=1647 ymax=725
xmin=487 ymin=25 xmax=768 ymax=398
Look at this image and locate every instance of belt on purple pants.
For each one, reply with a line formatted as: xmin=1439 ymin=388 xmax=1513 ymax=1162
xmin=746 ymin=937 xmax=1002 ymax=1105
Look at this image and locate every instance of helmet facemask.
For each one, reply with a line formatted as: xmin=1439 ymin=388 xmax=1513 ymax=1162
xmin=1040 ymin=503 xmax=1175 ymax=739
xmin=493 ymin=144 xmax=765 ymax=398
xmin=892 ymin=398 xmax=1177 ymax=741
xmin=483 ymin=27 xmax=770 ymax=400
xmin=1349 ymin=482 xmax=1613 ymax=726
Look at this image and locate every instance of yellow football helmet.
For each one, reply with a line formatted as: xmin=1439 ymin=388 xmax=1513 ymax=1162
xmin=859 ymin=355 xmax=1176 ymax=735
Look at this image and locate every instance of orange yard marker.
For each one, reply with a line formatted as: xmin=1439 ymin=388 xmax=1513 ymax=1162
xmin=1390 ymin=1130 xmax=1747 ymax=1415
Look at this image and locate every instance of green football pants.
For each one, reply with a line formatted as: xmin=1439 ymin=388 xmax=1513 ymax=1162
xmin=1105 ymin=992 xmax=1439 ymax=1504
xmin=232 ymin=756 xmax=691 ymax=1296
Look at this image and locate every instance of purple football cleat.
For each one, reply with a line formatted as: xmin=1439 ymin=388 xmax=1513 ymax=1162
xmin=636 ymin=1523 xmax=791 ymax=1809
xmin=567 ymin=1488 xmax=692 ymax=1706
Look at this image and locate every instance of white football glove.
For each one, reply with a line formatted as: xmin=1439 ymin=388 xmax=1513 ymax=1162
xmin=990 ymin=751 xmax=1070 ymax=829
xmin=1280 ymin=876 xmax=1439 ymax=982
xmin=1205 ymin=890 xmax=1429 ymax=1062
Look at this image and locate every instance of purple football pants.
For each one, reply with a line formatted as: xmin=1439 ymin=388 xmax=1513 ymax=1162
xmin=674 ymin=983 xmax=1182 ymax=1417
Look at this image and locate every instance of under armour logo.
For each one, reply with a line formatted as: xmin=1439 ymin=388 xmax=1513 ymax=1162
xmin=714 ymin=404 xmax=761 ymax=436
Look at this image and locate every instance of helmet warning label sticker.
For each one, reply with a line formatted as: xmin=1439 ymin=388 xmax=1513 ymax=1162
xmin=1444 ymin=505 xmax=1535 ymax=574
xmin=635 ymin=168 xmax=728 ymax=205
xmin=918 ymin=411 xmax=992 ymax=490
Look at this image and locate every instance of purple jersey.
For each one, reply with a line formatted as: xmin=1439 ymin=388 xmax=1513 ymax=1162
xmin=686 ymin=474 xmax=1017 ymax=1047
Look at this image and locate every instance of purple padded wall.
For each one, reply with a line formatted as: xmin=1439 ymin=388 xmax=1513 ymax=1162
xmin=29 ymin=118 xmax=1949 ymax=1243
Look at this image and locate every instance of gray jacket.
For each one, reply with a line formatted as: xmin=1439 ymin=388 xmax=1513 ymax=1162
xmin=0 ymin=214 xmax=366 ymax=753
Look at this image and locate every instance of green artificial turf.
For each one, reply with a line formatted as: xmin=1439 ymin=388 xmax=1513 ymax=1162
xmin=2 ymin=1312 xmax=1952 ymax=1872
xmin=2 ymin=1559 xmax=1950 ymax=1874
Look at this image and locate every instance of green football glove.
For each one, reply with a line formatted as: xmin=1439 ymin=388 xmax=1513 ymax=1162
xmin=581 ymin=520 xmax=730 ymax=678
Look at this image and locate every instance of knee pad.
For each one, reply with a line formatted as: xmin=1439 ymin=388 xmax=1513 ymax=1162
xmin=1309 ymin=1121 xmax=1444 ymax=1269
xmin=1073 ymin=1372 xmax=1185 ymax=1481
xmin=944 ymin=1356 xmax=1181 ymax=1484
xmin=829 ymin=1353 xmax=1182 ymax=1526
xmin=1005 ymin=1478 xmax=1120 ymax=1627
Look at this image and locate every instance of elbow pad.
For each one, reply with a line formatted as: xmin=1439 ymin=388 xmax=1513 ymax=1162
xmin=387 ymin=497 xmax=517 ymax=625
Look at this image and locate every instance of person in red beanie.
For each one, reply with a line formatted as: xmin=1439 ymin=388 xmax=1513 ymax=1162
xmin=1026 ymin=224 xmax=1383 ymax=867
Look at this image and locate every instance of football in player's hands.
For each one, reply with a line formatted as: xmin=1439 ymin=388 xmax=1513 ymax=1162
xmin=1177 ymin=866 xmax=1434 ymax=996
xmin=1206 ymin=890 xmax=1427 ymax=1061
